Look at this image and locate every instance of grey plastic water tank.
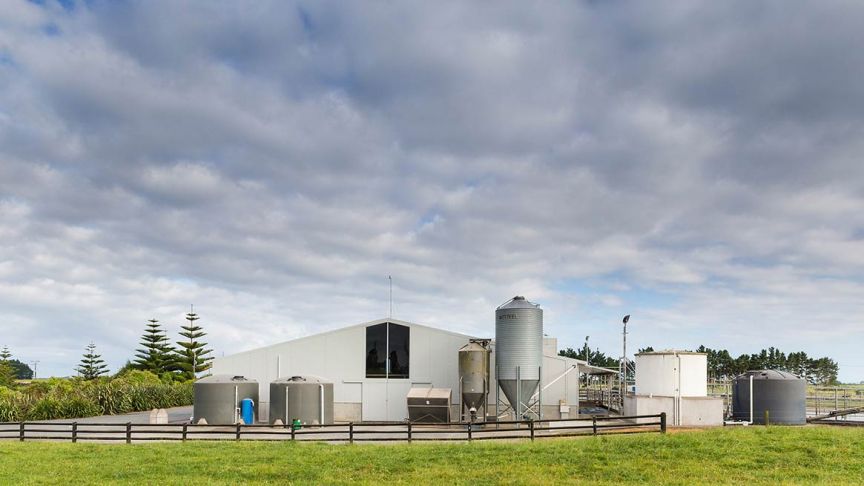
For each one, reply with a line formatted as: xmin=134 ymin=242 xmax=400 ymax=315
xmin=732 ymin=370 xmax=806 ymax=425
xmin=193 ymin=375 xmax=259 ymax=425
xmin=495 ymin=296 xmax=543 ymax=415
xmin=269 ymin=376 xmax=334 ymax=425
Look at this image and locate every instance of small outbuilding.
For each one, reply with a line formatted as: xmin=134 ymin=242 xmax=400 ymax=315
xmin=623 ymin=350 xmax=723 ymax=426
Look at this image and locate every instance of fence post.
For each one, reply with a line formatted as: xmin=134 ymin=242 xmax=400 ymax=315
xmin=407 ymin=422 xmax=412 ymax=444
xmin=660 ymin=412 xmax=667 ymax=434
xmin=182 ymin=424 xmax=188 ymax=442
xmin=19 ymin=422 xmax=24 ymax=442
xmin=592 ymin=416 xmax=597 ymax=435
xmin=467 ymin=423 xmax=472 ymax=442
xmin=290 ymin=423 xmax=296 ymax=441
xmin=126 ymin=422 xmax=132 ymax=444
xmin=72 ymin=422 xmax=78 ymax=443
xmin=349 ymin=422 xmax=354 ymax=445
xmin=235 ymin=423 xmax=241 ymax=441
xmin=764 ymin=410 xmax=770 ymax=426
xmin=529 ymin=420 xmax=535 ymax=441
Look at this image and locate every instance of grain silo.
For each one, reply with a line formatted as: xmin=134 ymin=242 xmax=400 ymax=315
xmin=732 ymin=370 xmax=806 ymax=425
xmin=495 ymin=296 xmax=543 ymax=419
xmin=459 ymin=339 xmax=490 ymax=422
xmin=193 ymin=375 xmax=259 ymax=425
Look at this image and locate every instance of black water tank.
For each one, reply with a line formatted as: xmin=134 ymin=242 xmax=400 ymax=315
xmin=732 ymin=370 xmax=806 ymax=425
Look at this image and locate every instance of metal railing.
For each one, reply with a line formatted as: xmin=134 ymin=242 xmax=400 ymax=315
xmin=0 ymin=413 xmax=666 ymax=444
xmin=580 ymin=388 xmax=621 ymax=413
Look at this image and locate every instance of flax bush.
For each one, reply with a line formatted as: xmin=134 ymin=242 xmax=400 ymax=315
xmin=0 ymin=371 xmax=193 ymax=422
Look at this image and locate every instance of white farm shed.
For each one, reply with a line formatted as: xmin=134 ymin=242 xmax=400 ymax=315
xmin=211 ymin=318 xmax=605 ymax=422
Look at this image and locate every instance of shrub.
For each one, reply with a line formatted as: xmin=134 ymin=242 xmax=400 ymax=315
xmin=0 ymin=387 xmax=28 ymax=422
xmin=0 ymin=375 xmax=193 ymax=421
xmin=114 ymin=370 xmax=162 ymax=385
xmin=26 ymin=396 xmax=101 ymax=421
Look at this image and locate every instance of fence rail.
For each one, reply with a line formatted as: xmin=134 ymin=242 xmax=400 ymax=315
xmin=0 ymin=413 xmax=665 ymax=444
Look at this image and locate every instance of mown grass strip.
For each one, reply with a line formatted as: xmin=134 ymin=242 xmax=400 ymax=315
xmin=1 ymin=426 xmax=863 ymax=485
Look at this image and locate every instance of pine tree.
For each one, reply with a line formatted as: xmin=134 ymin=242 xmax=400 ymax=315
xmin=133 ymin=319 xmax=174 ymax=373
xmin=76 ymin=342 xmax=109 ymax=380
xmin=0 ymin=346 xmax=15 ymax=386
xmin=174 ymin=309 xmax=213 ymax=380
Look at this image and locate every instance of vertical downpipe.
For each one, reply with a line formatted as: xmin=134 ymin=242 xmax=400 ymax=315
xmin=319 ymin=384 xmax=325 ymax=425
xmin=234 ymin=386 xmax=239 ymax=424
xmin=749 ymin=374 xmax=754 ymax=425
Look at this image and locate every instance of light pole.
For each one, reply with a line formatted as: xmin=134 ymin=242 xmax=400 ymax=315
xmin=583 ymin=335 xmax=590 ymax=389
xmin=621 ymin=315 xmax=630 ymax=410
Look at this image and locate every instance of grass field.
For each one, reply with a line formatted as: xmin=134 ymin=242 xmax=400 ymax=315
xmin=1 ymin=426 xmax=863 ymax=484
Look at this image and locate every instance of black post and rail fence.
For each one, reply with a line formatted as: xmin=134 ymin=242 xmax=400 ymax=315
xmin=0 ymin=413 xmax=665 ymax=444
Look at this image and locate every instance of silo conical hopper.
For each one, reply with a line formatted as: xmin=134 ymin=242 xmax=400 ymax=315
xmin=495 ymin=296 xmax=543 ymax=417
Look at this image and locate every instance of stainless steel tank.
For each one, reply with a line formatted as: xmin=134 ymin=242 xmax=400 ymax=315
xmin=495 ymin=296 xmax=543 ymax=416
xmin=193 ymin=375 xmax=259 ymax=425
xmin=459 ymin=340 xmax=490 ymax=421
xmin=269 ymin=376 xmax=334 ymax=425
xmin=732 ymin=370 xmax=806 ymax=425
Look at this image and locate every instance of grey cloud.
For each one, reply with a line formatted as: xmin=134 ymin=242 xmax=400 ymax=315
xmin=1 ymin=1 xmax=863 ymax=380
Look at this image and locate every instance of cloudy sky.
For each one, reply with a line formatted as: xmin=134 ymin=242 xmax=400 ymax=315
xmin=2 ymin=0 xmax=863 ymax=381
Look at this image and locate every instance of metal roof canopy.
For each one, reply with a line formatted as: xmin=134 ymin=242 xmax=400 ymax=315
xmin=578 ymin=363 xmax=618 ymax=375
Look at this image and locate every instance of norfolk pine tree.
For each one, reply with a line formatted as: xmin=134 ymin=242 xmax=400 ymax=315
xmin=0 ymin=345 xmax=15 ymax=386
xmin=133 ymin=319 xmax=175 ymax=373
xmin=76 ymin=342 xmax=109 ymax=379
xmin=175 ymin=309 xmax=213 ymax=380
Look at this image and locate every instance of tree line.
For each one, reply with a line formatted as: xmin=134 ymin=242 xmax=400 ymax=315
xmin=89 ymin=310 xmax=214 ymax=381
xmin=2 ymin=309 xmax=214 ymax=383
xmin=558 ymin=344 xmax=620 ymax=369
xmin=559 ymin=343 xmax=840 ymax=385
xmin=694 ymin=345 xmax=838 ymax=385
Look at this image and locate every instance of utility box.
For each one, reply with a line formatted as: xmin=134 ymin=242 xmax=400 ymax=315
xmin=407 ymin=388 xmax=452 ymax=423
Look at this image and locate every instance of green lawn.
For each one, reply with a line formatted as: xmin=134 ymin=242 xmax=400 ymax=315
xmin=1 ymin=426 xmax=863 ymax=485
